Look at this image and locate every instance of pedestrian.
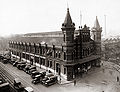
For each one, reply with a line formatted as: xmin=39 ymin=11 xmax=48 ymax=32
xmin=117 ymin=76 xmax=119 ymax=82
xmin=102 ymin=68 xmax=105 ymax=73
xmin=74 ymin=80 xmax=76 ymax=86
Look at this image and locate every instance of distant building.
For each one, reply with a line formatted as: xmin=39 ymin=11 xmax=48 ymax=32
xmin=9 ymin=8 xmax=102 ymax=81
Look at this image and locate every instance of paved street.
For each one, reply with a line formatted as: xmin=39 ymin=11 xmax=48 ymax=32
xmin=1 ymin=61 xmax=120 ymax=92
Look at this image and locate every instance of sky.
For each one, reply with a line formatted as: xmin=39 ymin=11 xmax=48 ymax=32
xmin=0 ymin=0 xmax=120 ymax=38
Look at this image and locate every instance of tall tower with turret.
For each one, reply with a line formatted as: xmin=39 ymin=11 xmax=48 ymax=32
xmin=61 ymin=8 xmax=75 ymax=80
xmin=91 ymin=16 xmax=102 ymax=55
xmin=61 ymin=8 xmax=75 ymax=62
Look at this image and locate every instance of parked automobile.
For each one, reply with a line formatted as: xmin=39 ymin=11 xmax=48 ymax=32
xmin=0 ymin=55 xmax=4 ymax=61
xmin=0 ymin=82 xmax=10 ymax=92
xmin=43 ymin=76 xmax=58 ymax=86
xmin=2 ymin=59 xmax=8 ymax=64
xmin=0 ymin=78 xmax=3 ymax=84
xmin=17 ymin=64 xmax=26 ymax=70
xmin=41 ymin=73 xmax=54 ymax=84
xmin=31 ymin=71 xmax=46 ymax=84
xmin=31 ymin=75 xmax=41 ymax=84
xmin=23 ymin=87 xmax=34 ymax=92
xmin=13 ymin=78 xmax=24 ymax=91
xmin=23 ymin=64 xmax=31 ymax=73
xmin=9 ymin=57 xmax=17 ymax=64
xmin=28 ymin=69 xmax=36 ymax=75
xmin=13 ymin=60 xmax=20 ymax=66
xmin=39 ymin=71 xmax=46 ymax=78
xmin=31 ymin=71 xmax=40 ymax=79
xmin=13 ymin=61 xmax=26 ymax=67
xmin=26 ymin=66 xmax=36 ymax=74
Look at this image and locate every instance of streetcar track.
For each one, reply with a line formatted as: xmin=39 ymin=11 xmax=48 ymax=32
xmin=0 ymin=62 xmax=41 ymax=92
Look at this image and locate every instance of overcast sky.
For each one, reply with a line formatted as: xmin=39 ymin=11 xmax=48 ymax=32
xmin=0 ymin=0 xmax=120 ymax=37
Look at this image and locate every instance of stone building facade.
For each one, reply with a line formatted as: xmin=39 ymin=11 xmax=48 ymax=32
xmin=9 ymin=8 xmax=102 ymax=81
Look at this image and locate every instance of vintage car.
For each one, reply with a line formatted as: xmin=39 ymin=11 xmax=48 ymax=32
xmin=2 ymin=59 xmax=8 ymax=64
xmin=0 ymin=55 xmax=4 ymax=60
xmin=17 ymin=63 xmax=26 ymax=70
xmin=27 ymin=66 xmax=36 ymax=74
xmin=14 ymin=61 xmax=26 ymax=67
xmin=28 ymin=69 xmax=36 ymax=75
xmin=41 ymin=73 xmax=54 ymax=84
xmin=43 ymin=76 xmax=58 ymax=86
xmin=31 ymin=71 xmax=46 ymax=84
xmin=9 ymin=57 xmax=17 ymax=64
xmin=13 ymin=78 xmax=24 ymax=91
xmin=31 ymin=71 xmax=40 ymax=79
xmin=23 ymin=87 xmax=34 ymax=92
xmin=23 ymin=64 xmax=31 ymax=73
xmin=31 ymin=75 xmax=41 ymax=84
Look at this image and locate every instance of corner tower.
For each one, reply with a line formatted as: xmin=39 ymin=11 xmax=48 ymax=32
xmin=61 ymin=8 xmax=75 ymax=81
xmin=91 ymin=16 xmax=102 ymax=55
xmin=61 ymin=8 xmax=75 ymax=62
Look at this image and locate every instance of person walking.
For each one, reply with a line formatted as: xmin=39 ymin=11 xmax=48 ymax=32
xmin=74 ymin=80 xmax=76 ymax=86
xmin=117 ymin=76 xmax=119 ymax=82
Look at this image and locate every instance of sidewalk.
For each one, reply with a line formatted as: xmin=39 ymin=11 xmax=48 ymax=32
xmin=35 ymin=64 xmax=73 ymax=85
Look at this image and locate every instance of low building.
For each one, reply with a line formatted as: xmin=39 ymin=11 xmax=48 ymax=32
xmin=9 ymin=8 xmax=102 ymax=81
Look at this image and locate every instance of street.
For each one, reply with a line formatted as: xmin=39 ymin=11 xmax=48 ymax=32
xmin=0 ymin=61 xmax=120 ymax=92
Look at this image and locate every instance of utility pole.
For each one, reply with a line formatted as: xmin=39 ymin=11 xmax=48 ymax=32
xmin=104 ymin=15 xmax=106 ymax=38
xmin=80 ymin=11 xmax=82 ymax=27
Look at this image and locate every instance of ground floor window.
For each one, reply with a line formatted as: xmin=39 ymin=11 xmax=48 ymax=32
xmin=64 ymin=67 xmax=67 ymax=74
xmin=26 ymin=54 xmax=29 ymax=60
xmin=56 ymin=63 xmax=60 ymax=75
xmin=22 ymin=53 xmax=25 ymax=58
xmin=42 ymin=59 xmax=45 ymax=65
xmin=35 ymin=57 xmax=39 ymax=63
xmin=50 ymin=61 xmax=52 ymax=68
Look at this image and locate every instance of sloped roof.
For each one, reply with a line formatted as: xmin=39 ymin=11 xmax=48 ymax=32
xmin=64 ymin=8 xmax=73 ymax=26
xmin=94 ymin=16 xmax=100 ymax=29
xmin=10 ymin=36 xmax=64 ymax=46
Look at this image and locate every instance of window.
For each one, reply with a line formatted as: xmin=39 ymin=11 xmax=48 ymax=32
xmin=56 ymin=52 xmax=58 ymax=58
xmin=94 ymin=35 xmax=95 ymax=40
xmin=64 ymin=34 xmax=65 ymax=42
xmin=50 ymin=61 xmax=52 ymax=68
xmin=42 ymin=59 xmax=45 ymax=65
xmin=72 ymin=34 xmax=74 ymax=42
xmin=47 ymin=60 xmax=49 ymax=67
xmin=35 ymin=57 xmax=39 ymax=63
xmin=59 ymin=52 xmax=61 ymax=58
xmin=64 ymin=52 xmax=66 ymax=60
xmin=64 ymin=67 xmax=67 ymax=74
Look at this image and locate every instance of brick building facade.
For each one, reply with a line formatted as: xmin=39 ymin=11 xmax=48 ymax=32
xmin=9 ymin=8 xmax=102 ymax=81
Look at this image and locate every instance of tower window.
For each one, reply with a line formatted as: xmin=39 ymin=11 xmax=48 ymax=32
xmin=64 ymin=52 xmax=66 ymax=60
xmin=64 ymin=34 xmax=65 ymax=42
xmin=94 ymin=35 xmax=95 ymax=40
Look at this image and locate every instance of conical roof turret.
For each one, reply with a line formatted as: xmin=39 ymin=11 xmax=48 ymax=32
xmin=94 ymin=16 xmax=100 ymax=29
xmin=62 ymin=8 xmax=75 ymax=28
xmin=64 ymin=8 xmax=72 ymax=25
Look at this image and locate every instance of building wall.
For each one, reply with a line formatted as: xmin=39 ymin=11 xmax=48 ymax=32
xmin=9 ymin=24 xmax=101 ymax=81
